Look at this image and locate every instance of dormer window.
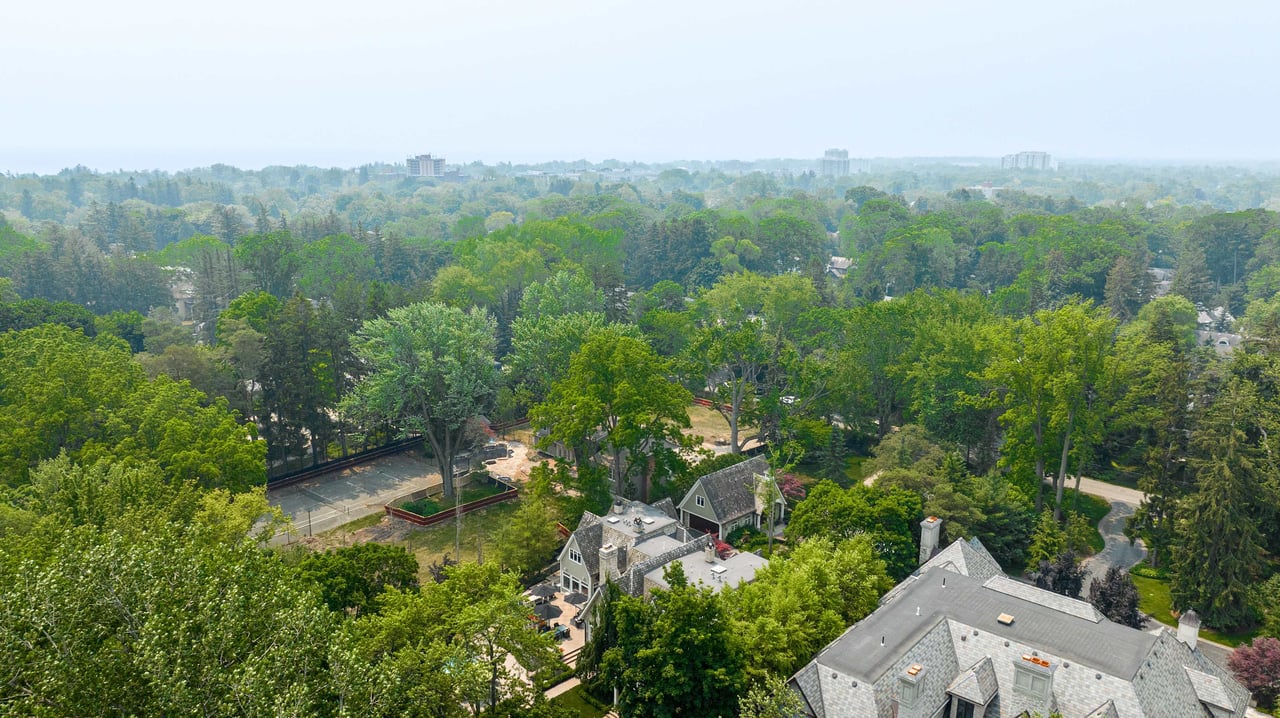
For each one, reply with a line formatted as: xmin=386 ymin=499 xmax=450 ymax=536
xmin=696 ymin=495 xmax=706 ymax=508
xmin=1013 ymin=657 xmax=1052 ymax=700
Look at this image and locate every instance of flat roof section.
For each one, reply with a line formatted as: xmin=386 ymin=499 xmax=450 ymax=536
xmin=819 ymin=569 xmax=1157 ymax=682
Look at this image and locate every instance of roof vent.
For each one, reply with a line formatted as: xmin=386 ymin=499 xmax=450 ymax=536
xmin=997 ymin=613 xmax=1015 ymax=625
xmin=641 ymin=517 xmax=655 ymax=524
xmin=606 ymin=516 xmax=620 ymax=524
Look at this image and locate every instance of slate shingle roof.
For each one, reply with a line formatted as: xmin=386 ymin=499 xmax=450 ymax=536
xmin=571 ymin=513 xmax=603 ymax=576
xmin=917 ymin=536 xmax=1003 ymax=583
xmin=687 ymin=455 xmax=771 ymax=522
xmin=651 ymin=497 xmax=677 ymax=520
xmin=793 ymin=542 xmax=1252 ymax=718
xmin=947 ymin=656 xmax=998 ymax=705
xmin=1085 ymin=700 xmax=1120 ymax=718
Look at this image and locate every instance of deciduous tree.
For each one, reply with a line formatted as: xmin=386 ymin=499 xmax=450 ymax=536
xmin=341 ymin=302 xmax=499 ymax=559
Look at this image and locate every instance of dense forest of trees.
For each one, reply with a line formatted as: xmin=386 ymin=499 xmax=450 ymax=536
xmin=4 ymin=160 xmax=1280 ymax=715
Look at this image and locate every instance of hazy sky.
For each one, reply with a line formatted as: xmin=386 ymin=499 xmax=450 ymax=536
xmin=3 ymin=0 xmax=1279 ymax=173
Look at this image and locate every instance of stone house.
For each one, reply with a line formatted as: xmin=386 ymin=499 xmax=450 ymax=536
xmin=558 ymin=496 xmax=768 ymax=640
xmin=789 ymin=519 xmax=1250 ymax=718
xmin=677 ymin=455 xmax=786 ymax=540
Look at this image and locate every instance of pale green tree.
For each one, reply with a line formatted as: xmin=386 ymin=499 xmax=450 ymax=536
xmin=341 ymin=302 xmax=499 ymax=559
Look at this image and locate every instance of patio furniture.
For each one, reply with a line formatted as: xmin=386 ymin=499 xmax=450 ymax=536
xmin=531 ymin=603 xmax=562 ymax=620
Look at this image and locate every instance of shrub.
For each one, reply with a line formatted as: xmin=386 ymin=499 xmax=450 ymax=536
xmin=1228 ymin=637 xmax=1280 ymax=709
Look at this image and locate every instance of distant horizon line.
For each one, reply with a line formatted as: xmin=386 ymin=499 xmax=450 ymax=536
xmin=4 ymin=150 xmax=1280 ymax=176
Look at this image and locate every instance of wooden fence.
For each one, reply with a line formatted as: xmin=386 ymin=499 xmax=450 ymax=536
xmin=384 ymin=478 xmax=520 ymax=527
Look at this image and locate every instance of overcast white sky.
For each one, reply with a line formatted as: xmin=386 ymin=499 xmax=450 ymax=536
xmin=2 ymin=0 xmax=1279 ymax=173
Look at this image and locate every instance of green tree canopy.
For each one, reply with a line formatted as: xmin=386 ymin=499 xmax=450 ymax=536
xmin=0 ymin=325 xmax=264 ymax=490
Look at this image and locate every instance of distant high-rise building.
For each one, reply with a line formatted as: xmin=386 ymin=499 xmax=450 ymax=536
xmin=1001 ymin=151 xmax=1053 ymax=170
xmin=820 ymin=148 xmax=850 ymax=177
xmin=406 ymin=154 xmax=446 ymax=177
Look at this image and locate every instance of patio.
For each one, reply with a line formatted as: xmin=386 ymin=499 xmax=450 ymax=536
xmin=525 ymin=575 xmax=588 ymax=664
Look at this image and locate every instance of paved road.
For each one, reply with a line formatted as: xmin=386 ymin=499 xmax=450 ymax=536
xmin=1072 ymin=476 xmax=1144 ymax=506
xmin=1082 ymin=500 xmax=1147 ymax=590
xmin=1069 ymin=478 xmax=1238 ymax=674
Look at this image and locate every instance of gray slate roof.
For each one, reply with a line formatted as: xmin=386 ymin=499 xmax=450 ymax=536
xmin=1085 ymin=700 xmax=1120 ymax=718
xmin=947 ymin=656 xmax=998 ymax=705
xmin=651 ymin=497 xmax=677 ymax=520
xmin=797 ymin=556 xmax=1251 ymax=717
xmin=821 ymin=568 xmax=1157 ymax=682
xmin=570 ymin=514 xmax=604 ymax=576
xmin=918 ymin=536 xmax=1004 ymax=583
xmin=683 ymin=455 xmax=771 ymax=522
xmin=1184 ymin=667 xmax=1233 ymax=711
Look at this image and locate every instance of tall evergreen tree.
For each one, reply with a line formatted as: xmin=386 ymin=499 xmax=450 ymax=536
xmin=1172 ymin=380 xmax=1270 ymax=630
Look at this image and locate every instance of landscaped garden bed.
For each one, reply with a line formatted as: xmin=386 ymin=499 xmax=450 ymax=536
xmin=387 ymin=473 xmax=518 ymax=526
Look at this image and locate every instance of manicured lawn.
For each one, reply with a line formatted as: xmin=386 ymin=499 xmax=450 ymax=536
xmin=550 ymin=685 xmax=609 ymax=718
xmin=1131 ymin=573 xmax=1255 ymax=647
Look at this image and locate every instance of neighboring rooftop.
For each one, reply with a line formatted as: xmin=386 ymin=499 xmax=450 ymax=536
xmin=645 ymin=550 xmax=767 ymax=593
xmin=600 ymin=499 xmax=679 ymax=539
xmin=686 ymin=455 xmax=771 ymax=522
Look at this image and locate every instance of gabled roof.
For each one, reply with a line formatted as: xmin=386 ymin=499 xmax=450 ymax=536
xmin=1184 ymin=668 xmax=1234 ymax=712
xmin=917 ymin=536 xmax=1003 ymax=583
xmin=651 ymin=497 xmax=677 ymax=520
xmin=1084 ymin=700 xmax=1120 ymax=718
xmin=821 ymin=568 xmax=1157 ymax=682
xmin=567 ymin=514 xmax=603 ymax=575
xmin=678 ymin=455 xmax=771 ymax=522
xmin=947 ymin=656 xmax=998 ymax=705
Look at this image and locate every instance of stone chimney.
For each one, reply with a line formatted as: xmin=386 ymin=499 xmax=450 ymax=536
xmin=600 ymin=543 xmax=620 ymax=581
xmin=704 ymin=538 xmax=716 ymax=563
xmin=919 ymin=516 xmax=942 ymax=565
xmin=1177 ymin=609 xmax=1200 ymax=650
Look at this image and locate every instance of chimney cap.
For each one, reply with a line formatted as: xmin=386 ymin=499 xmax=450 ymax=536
xmin=1179 ymin=609 xmax=1200 ymax=626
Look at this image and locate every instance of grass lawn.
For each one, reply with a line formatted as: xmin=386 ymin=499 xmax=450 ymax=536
xmin=686 ymin=403 xmax=756 ymax=446
xmin=406 ymin=501 xmax=524 ymax=580
xmin=550 ymin=685 xmax=609 ymax=718
xmin=1060 ymin=488 xmax=1110 ymax=554
xmin=1131 ymin=573 xmax=1256 ymax=647
xmin=844 ymin=456 xmax=869 ymax=486
xmin=315 ymin=510 xmax=384 ymax=537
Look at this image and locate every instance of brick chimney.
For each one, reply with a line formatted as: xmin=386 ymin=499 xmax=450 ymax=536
xmin=919 ymin=516 xmax=941 ymax=566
